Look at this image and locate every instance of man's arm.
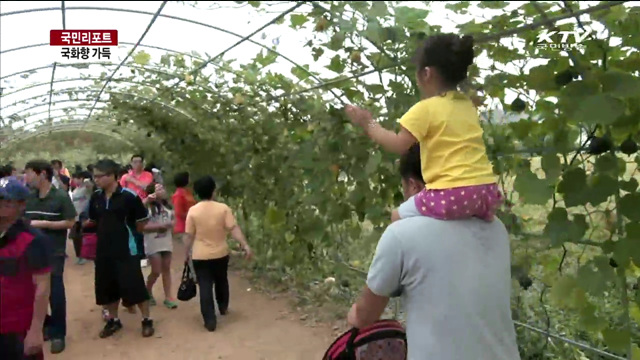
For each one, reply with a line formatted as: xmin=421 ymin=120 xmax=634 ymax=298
xmin=29 ymin=272 xmax=50 ymax=333
xmin=224 ymin=206 xmax=251 ymax=255
xmin=30 ymin=219 xmax=75 ymax=230
xmin=183 ymin=210 xmax=196 ymax=258
xmin=172 ymin=193 xmax=187 ymax=220
xmin=24 ymin=233 xmax=53 ymax=350
xmin=119 ymin=174 xmax=128 ymax=188
xmin=348 ymin=227 xmax=403 ymax=328
xmin=30 ymin=191 xmax=78 ymax=230
xmin=129 ymin=194 xmax=149 ymax=232
xmin=83 ymin=193 xmax=98 ymax=228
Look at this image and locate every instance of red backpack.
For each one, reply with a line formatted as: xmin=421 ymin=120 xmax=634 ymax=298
xmin=323 ymin=319 xmax=407 ymax=360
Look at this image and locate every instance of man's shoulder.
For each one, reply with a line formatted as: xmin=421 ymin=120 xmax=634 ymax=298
xmin=51 ymin=186 xmax=71 ymax=199
xmin=141 ymin=171 xmax=154 ymax=180
xmin=11 ymin=223 xmax=52 ymax=249
xmin=387 ymin=216 xmax=508 ymax=243
xmin=89 ymin=188 xmax=103 ymax=199
xmin=25 ymin=189 xmax=38 ymax=201
xmin=121 ymin=187 xmax=139 ymax=198
xmin=188 ymin=201 xmax=203 ymax=211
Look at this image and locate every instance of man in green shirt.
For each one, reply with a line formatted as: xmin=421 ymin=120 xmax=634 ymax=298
xmin=24 ymin=160 xmax=76 ymax=355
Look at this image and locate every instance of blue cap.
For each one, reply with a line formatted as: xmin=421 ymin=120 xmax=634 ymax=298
xmin=0 ymin=176 xmax=31 ymax=201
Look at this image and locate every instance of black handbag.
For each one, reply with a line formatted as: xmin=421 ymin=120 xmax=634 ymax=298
xmin=177 ymin=261 xmax=197 ymax=302
xmin=69 ymin=221 xmax=83 ymax=241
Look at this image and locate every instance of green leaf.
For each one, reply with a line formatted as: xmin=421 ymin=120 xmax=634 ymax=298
xmin=572 ymin=94 xmax=626 ymax=125
xmin=600 ymin=70 xmax=640 ymax=97
xmin=526 ymin=65 xmax=557 ymax=92
xmin=255 ymin=50 xmax=278 ymax=67
xmin=133 ymin=51 xmax=151 ymax=65
xmin=586 ymin=174 xmax=618 ymax=206
xmin=513 ymin=168 xmax=553 ymax=205
xmin=327 ymin=55 xmax=345 ymax=74
xmin=544 ymin=208 xmax=587 ymax=246
xmin=369 ymin=1 xmax=388 ymax=18
xmin=557 ymin=167 xmax=588 ymax=207
xmin=265 ymin=205 xmax=286 ymax=226
xmin=394 ymin=7 xmax=429 ymax=31
xmin=290 ymin=14 xmax=308 ymax=28
xmin=478 ymin=1 xmax=507 ymax=9
xmin=365 ymin=84 xmax=386 ymax=95
xmin=549 ymin=275 xmax=578 ymax=306
xmin=619 ymin=192 xmax=640 ymax=221
xmin=327 ymin=33 xmax=345 ymax=51
xmin=577 ymin=257 xmax=614 ymax=296
xmin=594 ymin=153 xmax=620 ymax=176
xmin=311 ymin=47 xmax=324 ymax=61
xmin=602 ymin=328 xmax=631 ymax=353
xmin=578 ymin=302 xmax=608 ymax=332
xmin=541 ymin=153 xmax=561 ymax=181
xmin=445 ymin=1 xmax=470 ymax=11
xmin=291 ymin=64 xmax=311 ymax=81
xmin=621 ymin=178 xmax=639 ymax=192
xmin=365 ymin=151 xmax=382 ymax=175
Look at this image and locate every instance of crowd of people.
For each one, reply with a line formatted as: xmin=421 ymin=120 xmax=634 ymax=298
xmin=1 ymin=32 xmax=524 ymax=360
xmin=0 ymin=155 xmax=252 ymax=359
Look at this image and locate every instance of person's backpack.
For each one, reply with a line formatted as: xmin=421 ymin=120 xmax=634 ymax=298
xmin=323 ymin=319 xmax=407 ymax=360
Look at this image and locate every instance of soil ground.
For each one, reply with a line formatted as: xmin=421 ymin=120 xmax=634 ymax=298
xmin=44 ymin=240 xmax=335 ymax=360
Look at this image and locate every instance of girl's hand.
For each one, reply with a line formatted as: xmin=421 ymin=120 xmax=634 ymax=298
xmin=345 ymin=105 xmax=373 ymax=128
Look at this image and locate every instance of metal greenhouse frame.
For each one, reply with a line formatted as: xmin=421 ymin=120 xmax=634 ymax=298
xmin=0 ymin=2 xmax=632 ymax=358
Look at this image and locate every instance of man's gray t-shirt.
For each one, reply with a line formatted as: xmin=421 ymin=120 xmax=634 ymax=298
xmin=367 ymin=216 xmax=521 ymax=360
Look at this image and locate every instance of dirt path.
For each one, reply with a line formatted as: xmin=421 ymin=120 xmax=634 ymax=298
xmin=45 ymin=241 xmax=335 ymax=360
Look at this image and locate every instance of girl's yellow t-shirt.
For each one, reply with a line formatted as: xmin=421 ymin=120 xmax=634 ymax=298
xmin=399 ymin=92 xmax=496 ymax=190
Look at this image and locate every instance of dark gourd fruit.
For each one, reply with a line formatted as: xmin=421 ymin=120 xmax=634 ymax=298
xmin=555 ymin=69 xmax=575 ymax=87
xmin=620 ymin=137 xmax=638 ymax=155
xmin=518 ymin=275 xmax=533 ymax=290
xmin=609 ymin=258 xmax=618 ymax=268
xmin=587 ymin=136 xmax=613 ymax=155
xmin=510 ymin=98 xmax=526 ymax=112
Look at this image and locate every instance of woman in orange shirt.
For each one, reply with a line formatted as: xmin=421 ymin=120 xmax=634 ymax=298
xmin=171 ymin=172 xmax=196 ymax=238
xmin=183 ymin=175 xmax=252 ymax=332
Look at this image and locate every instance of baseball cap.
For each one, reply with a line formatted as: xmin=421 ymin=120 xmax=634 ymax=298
xmin=0 ymin=176 xmax=31 ymax=201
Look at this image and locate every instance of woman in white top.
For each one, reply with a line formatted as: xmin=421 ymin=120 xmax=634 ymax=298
xmin=70 ymin=172 xmax=93 ymax=265
xmin=142 ymin=183 xmax=178 ymax=309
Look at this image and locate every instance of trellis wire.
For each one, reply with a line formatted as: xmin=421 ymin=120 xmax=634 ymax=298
xmin=6 ymin=90 xmax=198 ymax=124
xmin=83 ymin=1 xmax=168 ymax=127
xmin=4 ymin=115 xmax=134 ymax=145
xmin=3 ymin=77 xmax=208 ymax=119
xmin=45 ymin=1 xmax=66 ymax=125
xmin=46 ymin=62 xmax=56 ymax=124
xmin=148 ymin=1 xmax=304 ymax=104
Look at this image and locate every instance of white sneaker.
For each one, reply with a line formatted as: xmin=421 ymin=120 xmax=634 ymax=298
xmin=141 ymin=259 xmax=149 ymax=268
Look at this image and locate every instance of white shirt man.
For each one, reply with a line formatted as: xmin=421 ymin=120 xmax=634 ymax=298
xmin=347 ymin=144 xmax=521 ymax=360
